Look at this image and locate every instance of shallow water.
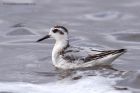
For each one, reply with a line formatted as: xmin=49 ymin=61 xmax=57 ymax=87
xmin=0 ymin=0 xmax=140 ymax=93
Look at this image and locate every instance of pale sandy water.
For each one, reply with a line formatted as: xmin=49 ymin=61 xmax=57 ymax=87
xmin=0 ymin=0 xmax=140 ymax=93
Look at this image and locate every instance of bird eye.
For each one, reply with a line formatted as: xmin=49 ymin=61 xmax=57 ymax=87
xmin=53 ymin=29 xmax=58 ymax=33
xmin=59 ymin=31 xmax=64 ymax=35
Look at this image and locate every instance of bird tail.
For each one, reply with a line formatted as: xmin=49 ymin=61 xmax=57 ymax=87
xmin=109 ymin=49 xmax=127 ymax=55
xmin=96 ymin=48 xmax=127 ymax=65
xmin=84 ymin=49 xmax=127 ymax=65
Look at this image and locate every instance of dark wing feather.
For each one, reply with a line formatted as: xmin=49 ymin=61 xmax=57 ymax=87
xmin=84 ymin=49 xmax=126 ymax=62
xmin=62 ymin=46 xmax=126 ymax=63
xmin=61 ymin=46 xmax=88 ymax=63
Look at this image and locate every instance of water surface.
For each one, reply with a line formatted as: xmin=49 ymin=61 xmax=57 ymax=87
xmin=0 ymin=0 xmax=140 ymax=93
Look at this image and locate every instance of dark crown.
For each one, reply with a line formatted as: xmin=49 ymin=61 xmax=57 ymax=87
xmin=54 ymin=25 xmax=68 ymax=33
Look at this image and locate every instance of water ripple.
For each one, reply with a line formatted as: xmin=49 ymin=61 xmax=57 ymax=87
xmin=0 ymin=74 xmax=131 ymax=93
xmin=2 ymin=0 xmax=35 ymax=4
xmin=110 ymin=32 xmax=140 ymax=43
xmin=6 ymin=27 xmax=36 ymax=36
xmin=80 ymin=11 xmax=135 ymax=21
xmin=81 ymin=11 xmax=121 ymax=21
xmin=122 ymin=1 xmax=140 ymax=7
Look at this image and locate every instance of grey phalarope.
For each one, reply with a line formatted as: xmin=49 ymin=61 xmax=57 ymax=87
xmin=37 ymin=25 xmax=127 ymax=69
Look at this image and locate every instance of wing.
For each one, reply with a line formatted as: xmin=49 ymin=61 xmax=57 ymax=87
xmin=61 ymin=46 xmax=126 ymax=63
xmin=84 ymin=49 xmax=126 ymax=62
xmin=61 ymin=46 xmax=100 ymax=63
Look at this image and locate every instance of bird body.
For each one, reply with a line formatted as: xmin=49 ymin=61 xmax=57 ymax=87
xmin=37 ymin=26 xmax=127 ymax=69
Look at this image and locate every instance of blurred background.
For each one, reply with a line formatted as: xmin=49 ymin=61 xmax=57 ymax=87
xmin=0 ymin=0 xmax=140 ymax=93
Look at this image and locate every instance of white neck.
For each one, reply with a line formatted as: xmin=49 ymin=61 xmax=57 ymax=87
xmin=52 ymin=39 xmax=69 ymax=65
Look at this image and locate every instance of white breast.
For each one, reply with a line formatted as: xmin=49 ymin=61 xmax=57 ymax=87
xmin=52 ymin=40 xmax=68 ymax=66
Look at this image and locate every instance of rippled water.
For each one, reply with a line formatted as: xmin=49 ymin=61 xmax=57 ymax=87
xmin=0 ymin=0 xmax=140 ymax=93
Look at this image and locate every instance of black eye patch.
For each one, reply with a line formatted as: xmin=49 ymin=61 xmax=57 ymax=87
xmin=59 ymin=31 xmax=64 ymax=35
xmin=53 ymin=29 xmax=64 ymax=35
xmin=53 ymin=29 xmax=58 ymax=33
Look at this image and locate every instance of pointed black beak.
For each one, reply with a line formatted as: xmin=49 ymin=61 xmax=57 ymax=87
xmin=36 ymin=35 xmax=50 ymax=42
